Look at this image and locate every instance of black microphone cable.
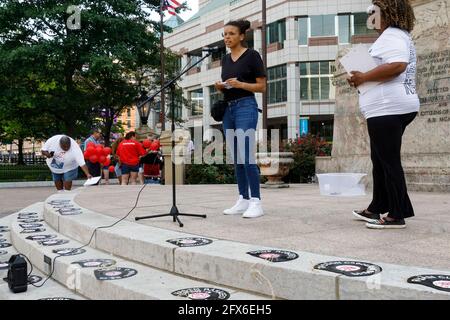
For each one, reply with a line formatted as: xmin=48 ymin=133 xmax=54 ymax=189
xmin=27 ymin=183 xmax=148 ymax=288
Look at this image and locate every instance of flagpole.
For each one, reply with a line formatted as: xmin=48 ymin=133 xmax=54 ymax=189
xmin=261 ymin=0 xmax=267 ymax=132
xmin=159 ymin=0 xmax=166 ymax=131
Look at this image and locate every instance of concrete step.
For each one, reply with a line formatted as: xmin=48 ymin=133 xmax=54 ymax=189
xmin=39 ymin=191 xmax=450 ymax=300
xmin=0 ymin=212 xmax=85 ymax=300
xmin=8 ymin=202 xmax=267 ymax=300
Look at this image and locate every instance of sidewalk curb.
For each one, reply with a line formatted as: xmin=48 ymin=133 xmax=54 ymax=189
xmin=0 ymin=179 xmax=120 ymax=189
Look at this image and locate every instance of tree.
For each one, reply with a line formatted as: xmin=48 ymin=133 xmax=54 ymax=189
xmin=0 ymin=44 xmax=59 ymax=163
xmin=0 ymin=0 xmax=172 ymax=148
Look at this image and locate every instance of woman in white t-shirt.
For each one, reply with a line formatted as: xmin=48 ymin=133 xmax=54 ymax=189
xmin=348 ymin=0 xmax=419 ymax=229
xmin=42 ymin=135 xmax=92 ymax=191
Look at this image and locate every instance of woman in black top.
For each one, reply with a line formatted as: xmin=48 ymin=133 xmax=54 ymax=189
xmin=215 ymin=20 xmax=266 ymax=219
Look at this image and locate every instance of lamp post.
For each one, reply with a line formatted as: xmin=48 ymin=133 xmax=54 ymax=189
xmin=137 ymin=92 xmax=151 ymax=125
xmin=159 ymin=0 xmax=166 ymax=131
xmin=136 ymin=91 xmax=155 ymax=141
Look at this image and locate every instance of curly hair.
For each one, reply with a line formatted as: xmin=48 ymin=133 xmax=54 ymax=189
xmin=225 ymin=20 xmax=251 ymax=35
xmin=372 ymin=0 xmax=416 ymax=32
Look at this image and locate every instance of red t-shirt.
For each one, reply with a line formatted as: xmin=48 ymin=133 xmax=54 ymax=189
xmin=116 ymin=139 xmax=146 ymax=166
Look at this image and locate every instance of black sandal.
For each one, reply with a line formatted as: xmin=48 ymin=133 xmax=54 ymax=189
xmin=352 ymin=209 xmax=380 ymax=223
xmin=366 ymin=217 xmax=406 ymax=229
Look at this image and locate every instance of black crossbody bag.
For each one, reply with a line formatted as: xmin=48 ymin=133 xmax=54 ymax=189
xmin=210 ymin=100 xmax=228 ymax=122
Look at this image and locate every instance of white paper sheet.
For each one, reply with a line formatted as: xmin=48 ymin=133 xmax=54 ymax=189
xmin=219 ymin=81 xmax=233 ymax=89
xmin=339 ymin=45 xmax=380 ymax=94
xmin=83 ymin=176 xmax=101 ymax=186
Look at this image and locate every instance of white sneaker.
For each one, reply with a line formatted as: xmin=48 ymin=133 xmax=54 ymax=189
xmin=223 ymin=195 xmax=249 ymax=215
xmin=242 ymin=198 xmax=264 ymax=218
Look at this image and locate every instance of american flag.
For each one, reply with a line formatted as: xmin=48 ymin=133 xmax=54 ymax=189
xmin=163 ymin=0 xmax=181 ymax=16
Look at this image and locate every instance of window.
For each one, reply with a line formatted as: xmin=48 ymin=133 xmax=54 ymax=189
xmin=209 ymin=86 xmax=223 ymax=106
xmin=310 ymin=15 xmax=335 ymax=37
xmin=310 ymin=62 xmax=319 ymax=75
xmin=353 ymin=12 xmax=377 ymax=35
xmin=246 ymin=37 xmax=254 ymax=49
xmin=338 ymin=14 xmax=351 ymax=43
xmin=311 ymin=77 xmax=320 ymax=100
xmin=211 ymin=47 xmax=226 ymax=62
xmin=176 ymin=56 xmax=182 ymax=72
xmin=190 ymin=89 xmax=203 ymax=116
xmin=298 ymin=16 xmax=308 ymax=45
xmin=298 ymin=13 xmax=375 ymax=46
xmin=267 ymin=65 xmax=287 ymax=104
xmin=127 ymin=120 xmax=131 ymax=129
xmin=310 ymin=118 xmax=334 ymax=141
xmin=267 ymin=19 xmax=286 ymax=44
xmin=127 ymin=109 xmax=131 ymax=117
xmin=168 ymin=95 xmax=182 ymax=119
xmin=300 ymin=78 xmax=309 ymax=100
xmin=299 ymin=61 xmax=335 ymax=101
xmin=189 ymin=54 xmax=203 ymax=68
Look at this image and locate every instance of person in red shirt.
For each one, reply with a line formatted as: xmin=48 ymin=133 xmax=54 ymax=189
xmin=116 ymin=131 xmax=147 ymax=185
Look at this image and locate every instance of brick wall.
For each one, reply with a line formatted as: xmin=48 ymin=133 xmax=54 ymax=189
xmin=267 ymin=42 xmax=283 ymax=53
xmin=308 ymin=36 xmax=338 ymax=46
xmin=351 ymin=34 xmax=378 ymax=44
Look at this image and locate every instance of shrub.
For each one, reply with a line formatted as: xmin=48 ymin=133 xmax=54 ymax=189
xmin=0 ymin=165 xmax=52 ymax=182
xmin=185 ymin=163 xmax=236 ymax=184
xmin=185 ymin=140 xmax=236 ymax=184
xmin=283 ymin=134 xmax=332 ymax=183
xmin=184 ymin=135 xmax=332 ymax=185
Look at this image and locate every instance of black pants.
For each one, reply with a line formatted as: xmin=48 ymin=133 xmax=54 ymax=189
xmin=366 ymin=112 xmax=417 ymax=220
xmin=86 ymin=161 xmax=101 ymax=185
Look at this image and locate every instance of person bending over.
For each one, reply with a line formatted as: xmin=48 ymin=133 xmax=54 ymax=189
xmin=42 ymin=135 xmax=92 ymax=191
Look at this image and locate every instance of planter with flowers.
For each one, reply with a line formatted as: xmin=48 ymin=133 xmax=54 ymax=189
xmin=257 ymin=152 xmax=294 ymax=188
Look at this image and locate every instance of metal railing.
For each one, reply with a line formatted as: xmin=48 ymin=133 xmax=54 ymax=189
xmin=0 ymin=153 xmax=50 ymax=182
xmin=0 ymin=153 xmax=47 ymax=165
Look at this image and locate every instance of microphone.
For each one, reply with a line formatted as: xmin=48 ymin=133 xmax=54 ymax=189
xmin=202 ymin=46 xmax=220 ymax=53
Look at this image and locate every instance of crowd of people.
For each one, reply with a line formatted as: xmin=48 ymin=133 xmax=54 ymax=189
xmin=42 ymin=129 xmax=163 ymax=191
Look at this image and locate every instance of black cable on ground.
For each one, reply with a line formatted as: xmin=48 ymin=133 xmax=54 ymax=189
xmin=27 ymin=184 xmax=147 ymax=288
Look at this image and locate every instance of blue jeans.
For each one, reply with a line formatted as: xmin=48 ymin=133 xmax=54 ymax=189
xmin=52 ymin=167 xmax=78 ymax=182
xmin=222 ymin=96 xmax=260 ymax=200
xmin=114 ymin=163 xmax=122 ymax=177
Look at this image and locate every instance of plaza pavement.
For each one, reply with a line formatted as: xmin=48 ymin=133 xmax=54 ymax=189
xmin=0 ymin=187 xmax=56 ymax=218
xmin=2 ymin=183 xmax=449 ymax=300
xmin=73 ymin=183 xmax=450 ymax=271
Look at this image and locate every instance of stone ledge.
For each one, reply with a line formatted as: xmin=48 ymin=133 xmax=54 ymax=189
xmin=0 ymin=179 xmax=119 ymax=189
xmin=0 ymin=209 xmax=85 ymax=300
xmin=39 ymin=192 xmax=450 ymax=300
xmin=10 ymin=203 xmax=265 ymax=300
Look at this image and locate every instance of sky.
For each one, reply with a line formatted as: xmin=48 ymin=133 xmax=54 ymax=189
xmin=149 ymin=1 xmax=199 ymax=23
xmin=177 ymin=0 xmax=199 ymax=21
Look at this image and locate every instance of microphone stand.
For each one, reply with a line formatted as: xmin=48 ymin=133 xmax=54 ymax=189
xmin=135 ymin=50 xmax=215 ymax=227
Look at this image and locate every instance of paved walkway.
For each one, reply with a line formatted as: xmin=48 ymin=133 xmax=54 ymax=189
xmin=74 ymin=184 xmax=450 ymax=271
xmin=0 ymin=187 xmax=56 ymax=218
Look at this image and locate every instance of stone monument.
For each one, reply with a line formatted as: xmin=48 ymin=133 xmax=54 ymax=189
xmin=316 ymin=0 xmax=450 ymax=192
xmin=159 ymin=129 xmax=189 ymax=185
xmin=136 ymin=125 xmax=155 ymax=142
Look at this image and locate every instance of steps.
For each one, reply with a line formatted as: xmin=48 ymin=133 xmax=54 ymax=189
xmin=7 ymin=202 xmax=267 ymax=300
xmin=0 ymin=211 xmax=84 ymax=300
xmin=2 ymin=189 xmax=450 ymax=300
xmin=34 ymin=191 xmax=450 ymax=300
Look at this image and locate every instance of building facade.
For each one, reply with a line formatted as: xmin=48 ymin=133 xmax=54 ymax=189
xmin=164 ymin=0 xmax=378 ymax=142
xmin=118 ymin=107 xmax=138 ymax=133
